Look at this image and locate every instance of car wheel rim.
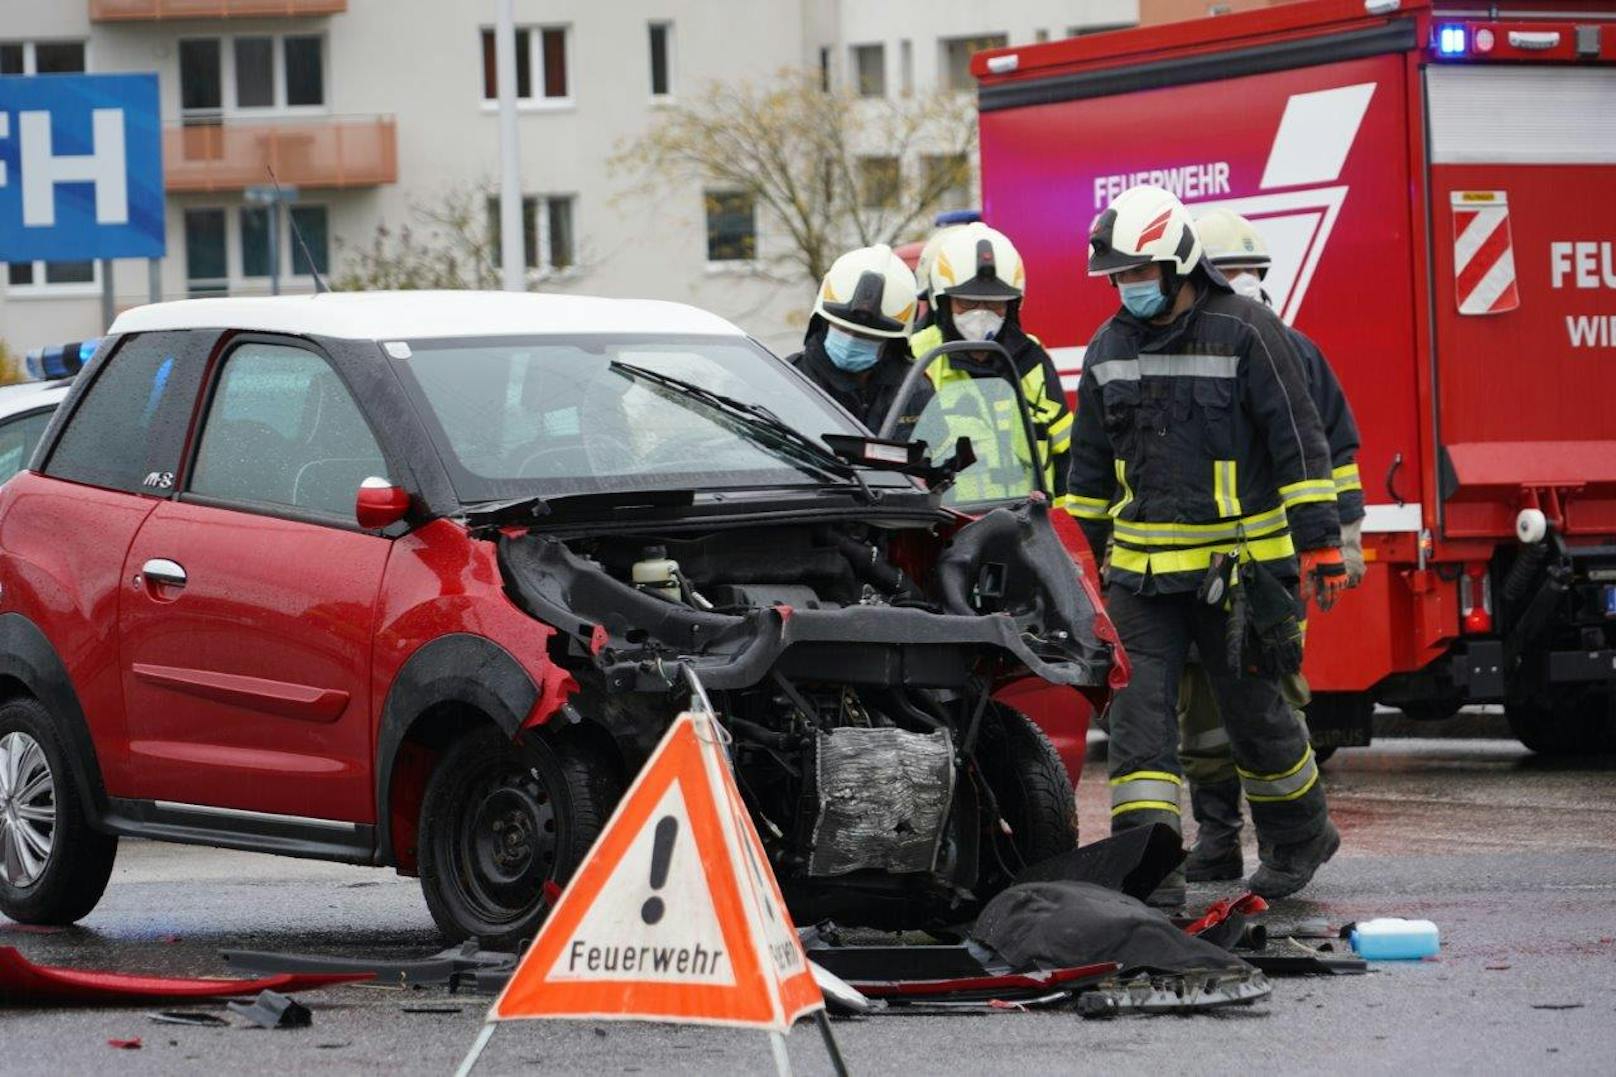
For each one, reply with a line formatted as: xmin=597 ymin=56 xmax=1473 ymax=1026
xmin=456 ymin=764 xmax=557 ymax=927
xmin=0 ymin=731 xmax=55 ymax=888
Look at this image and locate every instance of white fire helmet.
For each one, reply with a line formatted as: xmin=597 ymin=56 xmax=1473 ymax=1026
xmin=813 ymin=245 xmax=919 ymax=339
xmin=915 ymin=225 xmax=966 ymax=300
xmin=1194 ymin=208 xmax=1272 ymax=275
xmin=928 ymin=223 xmax=1027 ymax=303
xmin=1087 ymin=184 xmax=1202 ymax=278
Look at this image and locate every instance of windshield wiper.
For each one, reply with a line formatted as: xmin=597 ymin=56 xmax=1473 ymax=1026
xmin=608 ymin=360 xmax=876 ymax=503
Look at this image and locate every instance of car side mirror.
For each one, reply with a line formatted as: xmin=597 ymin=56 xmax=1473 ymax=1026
xmin=356 ymin=476 xmax=410 ymax=530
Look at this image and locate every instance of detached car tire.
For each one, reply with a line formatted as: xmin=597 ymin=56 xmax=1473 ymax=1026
xmin=977 ymin=702 xmax=1079 ymax=872
xmin=0 ymin=696 xmax=118 ymax=925
xmin=418 ymin=724 xmax=622 ymax=949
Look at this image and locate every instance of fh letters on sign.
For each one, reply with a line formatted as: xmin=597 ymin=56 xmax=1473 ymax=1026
xmin=0 ymin=73 xmax=165 ymax=262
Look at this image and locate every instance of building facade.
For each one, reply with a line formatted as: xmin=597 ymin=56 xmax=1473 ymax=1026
xmin=0 ymin=0 xmax=1136 ymax=358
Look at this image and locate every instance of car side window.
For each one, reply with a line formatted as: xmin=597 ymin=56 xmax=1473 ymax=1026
xmin=43 ymin=332 xmax=207 ymax=496
xmin=190 ymin=343 xmax=388 ymax=521
xmin=0 ymin=410 xmax=54 ymax=484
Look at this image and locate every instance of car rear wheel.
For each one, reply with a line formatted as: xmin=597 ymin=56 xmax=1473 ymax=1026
xmin=0 ymin=696 xmax=118 ymax=925
xmin=417 ymin=724 xmax=622 ymax=950
xmin=976 ymin=702 xmax=1078 ymax=877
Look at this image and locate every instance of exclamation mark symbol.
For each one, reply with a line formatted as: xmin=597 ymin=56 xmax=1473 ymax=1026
xmin=640 ymin=815 xmax=678 ymax=925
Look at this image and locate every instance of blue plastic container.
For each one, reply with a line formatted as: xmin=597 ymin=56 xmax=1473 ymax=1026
xmin=1350 ymin=918 xmax=1440 ymax=960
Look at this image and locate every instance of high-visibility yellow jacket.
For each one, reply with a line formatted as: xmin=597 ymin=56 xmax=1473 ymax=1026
xmin=911 ymin=321 xmax=1072 ymax=502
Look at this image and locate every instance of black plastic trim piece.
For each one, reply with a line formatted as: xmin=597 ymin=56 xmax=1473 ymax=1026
xmin=0 ymin=612 xmax=110 ymax=823
xmin=979 ymin=20 xmax=1418 ymax=112
xmin=101 ymin=798 xmax=375 ymax=864
xmin=371 ymin=633 xmax=540 ymax=866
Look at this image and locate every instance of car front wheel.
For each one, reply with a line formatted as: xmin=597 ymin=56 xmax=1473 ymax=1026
xmin=417 ymin=724 xmax=621 ymax=950
xmin=0 ymin=696 xmax=118 ymax=925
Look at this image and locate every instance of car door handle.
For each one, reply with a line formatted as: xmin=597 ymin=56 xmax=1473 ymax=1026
xmin=142 ymin=558 xmax=187 ymax=588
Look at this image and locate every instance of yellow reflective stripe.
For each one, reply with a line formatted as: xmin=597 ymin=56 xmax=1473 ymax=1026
xmin=1279 ymin=479 xmax=1337 ymax=508
xmin=1111 ymin=506 xmax=1287 ymax=546
xmin=1237 ymin=749 xmax=1313 ymax=783
xmin=1333 ymin=463 xmax=1362 ymax=493
xmin=1111 ymin=532 xmax=1296 ymax=576
xmin=1111 ymin=460 xmax=1133 ymax=516
xmin=1067 ymin=493 xmax=1113 ymax=520
xmin=1111 ymin=800 xmax=1181 ymax=816
xmin=1108 ymin=771 xmax=1184 ymax=786
xmin=1242 ymin=750 xmax=1321 ymax=802
xmin=1213 ymin=459 xmax=1241 ymax=518
xmin=1047 ymin=409 xmax=1074 ymax=439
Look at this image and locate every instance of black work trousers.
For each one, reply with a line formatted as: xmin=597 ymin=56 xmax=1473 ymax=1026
xmin=1104 ymin=585 xmax=1328 ymax=847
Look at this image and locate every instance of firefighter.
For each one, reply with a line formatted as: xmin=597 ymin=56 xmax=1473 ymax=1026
xmin=1068 ymin=185 xmax=1347 ymax=904
xmin=912 ymin=224 xmax=965 ymax=332
xmin=788 ymin=244 xmax=923 ymax=438
xmin=1175 ymin=208 xmax=1367 ymax=883
xmin=911 ymin=223 xmax=1073 ymax=505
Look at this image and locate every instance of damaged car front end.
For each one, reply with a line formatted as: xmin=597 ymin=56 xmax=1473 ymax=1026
xmin=399 ymin=332 xmax=1121 ymax=933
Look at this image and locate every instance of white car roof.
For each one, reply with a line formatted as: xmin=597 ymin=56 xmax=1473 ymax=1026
xmin=0 ymin=380 xmax=72 ymax=420
xmin=108 ymin=291 xmax=749 ymax=342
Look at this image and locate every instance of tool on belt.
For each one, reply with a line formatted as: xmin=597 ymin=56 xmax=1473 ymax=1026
xmin=1200 ymin=535 xmax=1304 ymax=677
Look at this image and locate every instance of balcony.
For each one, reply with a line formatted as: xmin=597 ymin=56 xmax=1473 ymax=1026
xmin=165 ymin=115 xmax=397 ymax=193
xmin=91 ymin=0 xmax=345 ymax=20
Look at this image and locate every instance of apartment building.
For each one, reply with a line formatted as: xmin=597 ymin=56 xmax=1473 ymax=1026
xmin=0 ymin=0 xmax=1136 ymax=357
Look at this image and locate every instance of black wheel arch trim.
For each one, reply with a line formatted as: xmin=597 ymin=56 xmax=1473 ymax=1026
xmin=0 ymin=612 xmax=110 ymax=824
xmin=372 ymin=633 xmax=542 ymax=866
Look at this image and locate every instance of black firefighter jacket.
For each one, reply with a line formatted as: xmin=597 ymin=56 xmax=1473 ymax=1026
xmin=1290 ymin=327 xmax=1364 ymax=526
xmin=787 ymin=331 xmax=925 ymax=441
xmin=1066 ymin=280 xmax=1341 ymax=595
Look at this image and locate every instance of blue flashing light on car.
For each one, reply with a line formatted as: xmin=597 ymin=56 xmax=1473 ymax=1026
xmin=24 ymin=339 xmax=99 ymax=382
xmin=1436 ymin=24 xmax=1467 ymax=57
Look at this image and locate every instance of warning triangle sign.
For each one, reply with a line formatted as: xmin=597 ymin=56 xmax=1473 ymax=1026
xmin=491 ymin=712 xmax=823 ymax=1031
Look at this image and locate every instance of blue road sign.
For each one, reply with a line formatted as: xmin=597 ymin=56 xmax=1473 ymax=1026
xmin=0 ymin=73 xmax=165 ymax=262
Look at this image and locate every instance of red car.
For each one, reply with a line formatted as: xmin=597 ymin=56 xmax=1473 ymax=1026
xmin=0 ymin=292 xmax=1116 ymax=946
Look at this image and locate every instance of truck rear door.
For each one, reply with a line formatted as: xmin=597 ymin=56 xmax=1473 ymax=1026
xmin=1425 ymin=65 xmax=1616 ymax=540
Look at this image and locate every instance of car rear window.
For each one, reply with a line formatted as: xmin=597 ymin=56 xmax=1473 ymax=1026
xmin=42 ymin=331 xmax=210 ymax=496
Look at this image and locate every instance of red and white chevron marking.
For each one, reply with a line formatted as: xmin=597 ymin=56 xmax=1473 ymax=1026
xmin=1451 ymin=191 xmax=1519 ymax=316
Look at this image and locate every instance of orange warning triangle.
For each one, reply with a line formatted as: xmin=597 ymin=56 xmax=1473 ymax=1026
xmin=491 ymin=712 xmax=823 ymax=1031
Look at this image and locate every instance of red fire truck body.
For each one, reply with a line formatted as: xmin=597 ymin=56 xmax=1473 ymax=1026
xmin=974 ymin=0 xmax=1616 ymax=753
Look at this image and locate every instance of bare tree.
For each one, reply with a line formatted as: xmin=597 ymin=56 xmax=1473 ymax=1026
xmin=613 ymin=69 xmax=977 ymax=283
xmin=332 ymin=183 xmax=505 ymax=291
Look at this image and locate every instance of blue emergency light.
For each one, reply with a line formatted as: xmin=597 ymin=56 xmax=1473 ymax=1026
xmin=24 ymin=339 xmax=98 ymax=382
xmin=1436 ymin=24 xmax=1468 ymax=56
xmin=934 ymin=209 xmax=982 ymax=227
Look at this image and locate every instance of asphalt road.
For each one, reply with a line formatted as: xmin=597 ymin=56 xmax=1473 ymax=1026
xmin=4 ymin=734 xmax=1615 ymax=1075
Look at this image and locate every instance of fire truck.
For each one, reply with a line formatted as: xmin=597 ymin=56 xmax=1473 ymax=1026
xmin=972 ymin=0 xmax=1616 ymax=755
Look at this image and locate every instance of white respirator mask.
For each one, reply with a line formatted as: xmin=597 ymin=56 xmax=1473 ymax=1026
xmin=953 ymin=307 xmax=1005 ymax=342
xmin=1229 ymin=271 xmax=1266 ymax=303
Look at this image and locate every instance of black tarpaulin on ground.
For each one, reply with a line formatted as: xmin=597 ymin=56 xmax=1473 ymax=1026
xmin=974 ymin=882 xmax=1253 ymax=975
xmin=1011 ymin=823 xmax=1184 ymax=902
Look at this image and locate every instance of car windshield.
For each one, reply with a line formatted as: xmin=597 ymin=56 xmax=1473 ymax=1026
xmin=396 ymin=334 xmax=896 ymax=503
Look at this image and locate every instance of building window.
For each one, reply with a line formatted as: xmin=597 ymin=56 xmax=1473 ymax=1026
xmin=1035 ymin=28 xmax=1051 ymax=43
xmin=240 ymin=206 xmax=273 ymax=278
xmin=923 ymin=153 xmax=972 ymax=211
xmin=185 ymin=209 xmax=229 ymax=297
xmin=486 ymin=195 xmax=575 ymax=274
xmin=899 ymin=39 xmax=913 ymax=96
xmin=818 ymin=46 xmax=831 ymax=92
xmin=852 ymin=44 xmax=885 ymax=98
xmin=940 ymin=34 xmax=1007 ymax=91
xmin=649 ymin=22 xmax=673 ymax=98
xmin=181 ymin=33 xmax=326 ymax=116
xmin=290 ymin=205 xmax=329 ymax=276
xmin=2 ymin=39 xmax=96 ymax=294
xmin=859 ymin=156 xmax=901 ymax=210
xmin=704 ymin=192 xmax=756 ymax=263
xmin=481 ymin=26 xmax=569 ymax=103
xmin=1068 ymin=22 xmax=1139 ymax=36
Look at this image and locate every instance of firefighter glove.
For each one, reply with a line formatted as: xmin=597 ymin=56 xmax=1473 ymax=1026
xmin=1301 ymin=547 xmax=1348 ymax=611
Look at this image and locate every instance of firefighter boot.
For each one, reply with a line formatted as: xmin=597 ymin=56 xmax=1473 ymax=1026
xmin=1147 ymin=866 xmax=1187 ymax=912
xmin=1184 ymin=779 xmax=1245 ymax=882
xmin=1248 ymin=820 xmax=1341 ymax=900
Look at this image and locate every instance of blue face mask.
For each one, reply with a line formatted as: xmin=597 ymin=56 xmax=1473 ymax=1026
xmin=1119 ymin=279 xmax=1168 ymax=320
xmin=824 ymin=327 xmax=882 ymax=373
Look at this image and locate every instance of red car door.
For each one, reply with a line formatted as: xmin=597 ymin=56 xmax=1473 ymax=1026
xmin=118 ymin=339 xmax=395 ymax=823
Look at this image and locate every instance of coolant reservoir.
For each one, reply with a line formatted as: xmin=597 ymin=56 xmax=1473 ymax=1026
xmin=632 ymin=546 xmax=682 ymax=602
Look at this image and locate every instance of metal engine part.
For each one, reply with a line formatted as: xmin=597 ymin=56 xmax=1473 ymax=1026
xmin=809 ymin=726 xmax=955 ymax=877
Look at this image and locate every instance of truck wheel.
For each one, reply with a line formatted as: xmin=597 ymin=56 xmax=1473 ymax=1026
xmin=0 ymin=697 xmax=118 ymax=926
xmin=417 ymin=724 xmax=622 ymax=950
xmin=1506 ymin=691 xmax=1614 ymax=756
xmin=976 ymin=702 xmax=1079 ymax=873
xmin=1399 ymin=699 xmax=1462 ymax=723
xmin=1305 ymin=691 xmax=1375 ymax=761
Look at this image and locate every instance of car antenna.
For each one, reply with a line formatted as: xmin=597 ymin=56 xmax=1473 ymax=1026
xmin=268 ymin=165 xmax=329 ymax=295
